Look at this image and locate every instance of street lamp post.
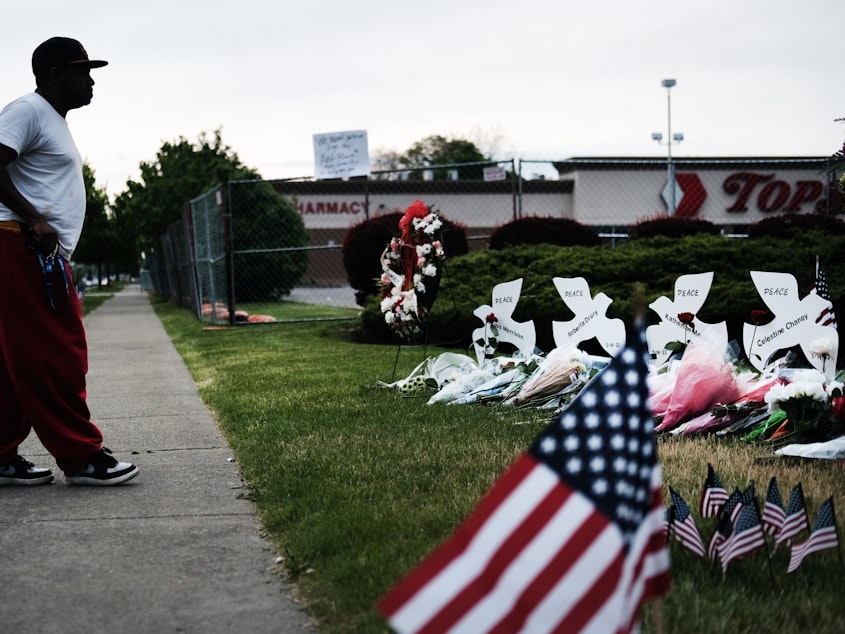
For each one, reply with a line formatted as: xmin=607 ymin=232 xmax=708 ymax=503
xmin=652 ymin=79 xmax=683 ymax=215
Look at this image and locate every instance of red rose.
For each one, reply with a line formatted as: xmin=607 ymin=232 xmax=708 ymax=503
xmin=751 ymin=309 xmax=768 ymax=324
xmin=678 ymin=312 xmax=695 ymax=326
xmin=486 ymin=313 xmax=498 ymax=323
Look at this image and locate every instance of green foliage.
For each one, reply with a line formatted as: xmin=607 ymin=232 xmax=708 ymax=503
xmin=74 ymin=163 xmax=121 ymax=270
xmin=342 ymin=211 xmax=468 ymax=305
xmin=746 ymin=213 xmax=845 ymax=239
xmin=229 ymin=180 xmax=310 ymax=301
xmin=488 ymin=216 xmax=601 ymax=249
xmin=629 ymin=214 xmax=720 ymax=239
xmin=112 ymin=129 xmax=258 ymax=258
xmin=361 ymin=233 xmax=845 ymax=354
xmin=401 ymin=134 xmax=489 ymax=179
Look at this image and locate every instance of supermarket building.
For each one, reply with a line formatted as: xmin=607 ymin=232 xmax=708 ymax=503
xmin=270 ymin=156 xmax=840 ymax=239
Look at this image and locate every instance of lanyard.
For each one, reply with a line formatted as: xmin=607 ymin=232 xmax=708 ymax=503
xmin=35 ymin=248 xmax=70 ymax=312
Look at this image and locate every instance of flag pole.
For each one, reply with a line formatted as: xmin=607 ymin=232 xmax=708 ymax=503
xmin=831 ymin=498 xmax=845 ymax=577
xmin=652 ymin=597 xmax=664 ymax=634
xmin=754 ymin=496 xmax=778 ymax=591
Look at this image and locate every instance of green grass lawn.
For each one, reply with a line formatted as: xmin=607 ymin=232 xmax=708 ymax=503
xmin=80 ymin=281 xmax=127 ymax=315
xmin=152 ymin=297 xmax=845 ymax=634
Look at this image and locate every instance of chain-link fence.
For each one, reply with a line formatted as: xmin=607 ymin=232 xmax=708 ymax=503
xmin=147 ymin=157 xmax=842 ymax=325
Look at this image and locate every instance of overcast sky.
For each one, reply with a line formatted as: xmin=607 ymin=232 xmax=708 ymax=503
xmin=4 ymin=0 xmax=843 ymax=197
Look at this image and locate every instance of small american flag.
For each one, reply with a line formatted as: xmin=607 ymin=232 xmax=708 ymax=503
xmin=664 ymin=505 xmax=675 ymax=541
xmin=812 ymin=263 xmax=837 ymax=329
xmin=718 ymin=504 xmax=767 ymax=574
xmin=708 ymin=514 xmax=732 ymax=562
xmin=378 ymin=326 xmax=670 ymax=634
xmin=721 ymin=485 xmax=755 ymax=525
xmin=762 ymin=476 xmax=786 ymax=537
xmin=788 ymin=497 xmax=839 ymax=573
xmin=699 ymin=464 xmax=729 ymax=518
xmin=775 ymin=483 xmax=810 ymax=548
xmin=668 ymin=487 xmax=706 ymax=558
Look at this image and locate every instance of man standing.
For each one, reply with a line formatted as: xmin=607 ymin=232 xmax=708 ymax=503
xmin=0 ymin=37 xmax=138 ymax=485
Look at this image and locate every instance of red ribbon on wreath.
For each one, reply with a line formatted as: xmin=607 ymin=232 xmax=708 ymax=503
xmin=398 ymin=200 xmax=431 ymax=291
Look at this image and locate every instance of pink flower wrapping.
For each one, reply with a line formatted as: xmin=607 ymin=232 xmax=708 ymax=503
xmin=654 ymin=341 xmax=742 ymax=432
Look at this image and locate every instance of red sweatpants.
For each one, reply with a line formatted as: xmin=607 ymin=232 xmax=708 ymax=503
xmin=0 ymin=228 xmax=102 ymax=474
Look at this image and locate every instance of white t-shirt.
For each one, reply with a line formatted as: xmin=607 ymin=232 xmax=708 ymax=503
xmin=0 ymin=92 xmax=86 ymax=258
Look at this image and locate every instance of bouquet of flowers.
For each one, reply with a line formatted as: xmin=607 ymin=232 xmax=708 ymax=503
xmin=379 ymin=200 xmax=446 ymax=341
xmin=744 ymin=369 xmax=845 ymax=444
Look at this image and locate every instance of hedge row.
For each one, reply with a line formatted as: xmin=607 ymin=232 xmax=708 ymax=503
xmin=358 ymin=231 xmax=845 ymax=364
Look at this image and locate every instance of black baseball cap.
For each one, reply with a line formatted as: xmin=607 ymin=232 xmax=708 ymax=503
xmin=32 ymin=37 xmax=108 ymax=76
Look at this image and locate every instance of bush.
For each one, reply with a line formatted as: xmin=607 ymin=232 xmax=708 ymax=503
xmin=746 ymin=213 xmax=845 ymax=239
xmin=359 ymin=233 xmax=845 ymax=355
xmin=629 ymin=215 xmax=720 ymax=239
xmin=342 ymin=211 xmax=468 ymax=306
xmin=488 ymin=216 xmax=600 ymax=249
xmin=230 ymin=181 xmax=309 ymax=302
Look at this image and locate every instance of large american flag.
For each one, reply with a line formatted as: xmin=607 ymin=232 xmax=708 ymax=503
xmin=812 ymin=263 xmax=837 ymax=329
xmin=787 ymin=497 xmax=839 ymax=573
xmin=378 ymin=327 xmax=670 ymax=634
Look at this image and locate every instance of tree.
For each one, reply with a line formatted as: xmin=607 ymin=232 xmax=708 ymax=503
xmin=73 ymin=163 xmax=120 ymax=284
xmin=228 ymin=180 xmax=310 ymax=302
xmin=112 ymin=129 xmax=258 ymax=259
xmin=371 ymin=134 xmax=492 ymax=180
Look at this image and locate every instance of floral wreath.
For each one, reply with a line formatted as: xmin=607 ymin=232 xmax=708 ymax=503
xmin=379 ymin=200 xmax=446 ymax=340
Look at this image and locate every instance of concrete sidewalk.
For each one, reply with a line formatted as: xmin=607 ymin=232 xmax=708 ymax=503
xmin=1 ymin=286 xmax=316 ymax=633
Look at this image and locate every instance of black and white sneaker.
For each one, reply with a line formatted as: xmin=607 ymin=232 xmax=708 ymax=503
xmin=66 ymin=448 xmax=139 ymax=486
xmin=0 ymin=455 xmax=55 ymax=485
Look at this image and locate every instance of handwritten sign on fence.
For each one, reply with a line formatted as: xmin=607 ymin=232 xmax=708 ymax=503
xmin=313 ymin=130 xmax=370 ymax=179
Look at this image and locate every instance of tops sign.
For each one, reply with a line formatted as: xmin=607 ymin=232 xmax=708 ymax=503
xmin=722 ymin=172 xmax=830 ymax=214
xmin=670 ymin=171 xmax=839 ymax=217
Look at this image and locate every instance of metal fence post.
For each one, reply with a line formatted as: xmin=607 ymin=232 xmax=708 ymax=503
xmin=221 ymin=179 xmax=236 ymax=326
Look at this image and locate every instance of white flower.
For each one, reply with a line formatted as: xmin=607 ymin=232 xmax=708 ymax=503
xmin=380 ymin=296 xmax=396 ymax=313
xmin=792 ymin=369 xmax=826 ymax=385
xmin=416 ymin=244 xmax=432 ymax=256
xmin=792 ymin=381 xmax=828 ymax=403
xmin=764 ymin=383 xmax=790 ymax=412
xmin=424 ymin=219 xmax=443 ymax=234
xmin=384 ymin=311 xmax=396 ymax=325
xmin=809 ymin=338 xmax=834 ymax=357
xmin=400 ymin=289 xmax=418 ymax=316
xmin=826 ymin=381 xmax=844 ymax=398
xmin=422 ymin=263 xmax=438 ymax=277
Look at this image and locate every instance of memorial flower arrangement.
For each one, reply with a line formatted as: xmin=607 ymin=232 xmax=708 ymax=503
xmin=379 ymin=200 xmax=446 ymax=340
xmin=743 ymin=369 xmax=845 ymax=443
